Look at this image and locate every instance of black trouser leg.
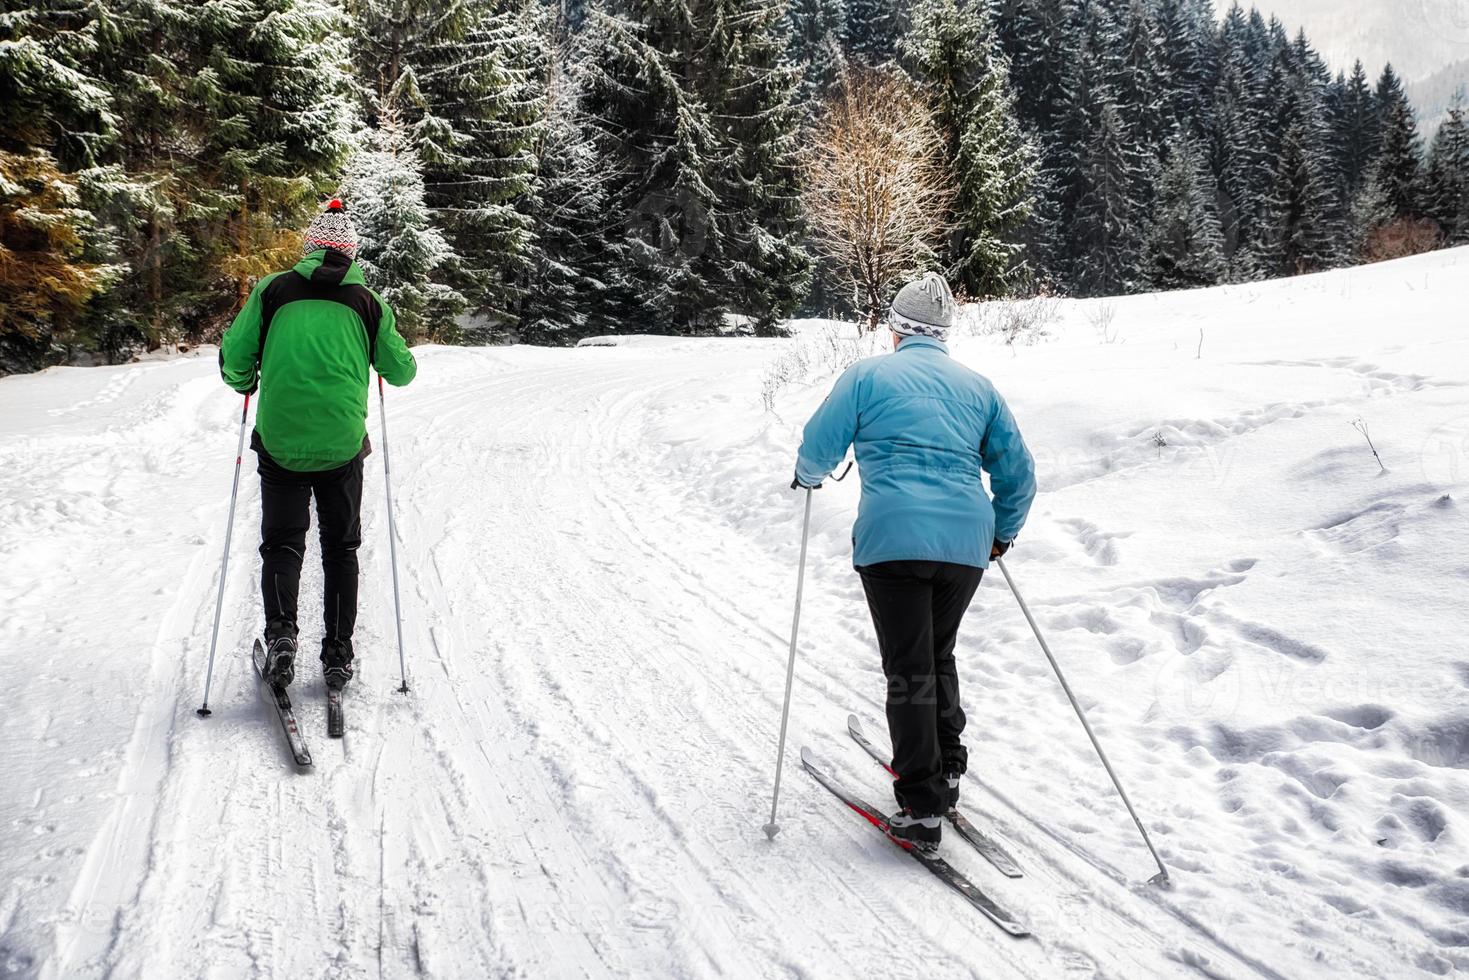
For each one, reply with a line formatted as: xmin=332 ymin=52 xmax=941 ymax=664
xmin=257 ymin=450 xmax=311 ymax=633
xmin=931 ymin=565 xmax=984 ymax=777
xmin=859 ymin=560 xmax=983 ymax=816
xmin=311 ymin=457 xmax=364 ymax=643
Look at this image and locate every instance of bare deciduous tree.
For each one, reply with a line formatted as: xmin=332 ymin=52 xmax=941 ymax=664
xmin=802 ymin=69 xmax=955 ymax=330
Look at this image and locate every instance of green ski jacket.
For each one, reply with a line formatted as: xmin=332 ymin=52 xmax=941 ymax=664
xmin=221 ymin=250 xmax=417 ymax=471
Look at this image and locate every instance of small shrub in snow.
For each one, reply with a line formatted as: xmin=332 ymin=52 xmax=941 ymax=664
xmin=761 ymin=323 xmax=870 ymax=412
xmin=1351 ymin=418 xmax=1388 ymax=473
xmin=1088 ymin=300 xmax=1119 ymax=344
xmin=959 ymin=292 xmax=1061 ymax=346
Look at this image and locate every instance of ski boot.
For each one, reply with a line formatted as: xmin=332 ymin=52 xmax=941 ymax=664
xmin=262 ymin=620 xmax=298 ymax=689
xmin=321 ymin=638 xmax=355 ymax=692
xmin=888 ymin=809 xmax=943 ymax=852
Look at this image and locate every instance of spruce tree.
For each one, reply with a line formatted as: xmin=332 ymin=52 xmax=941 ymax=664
xmin=346 ymin=110 xmax=466 ymax=342
xmin=351 ymin=0 xmax=539 ymax=331
xmin=1425 ymin=102 xmax=1469 ymax=242
xmin=190 ymin=0 xmax=354 ymax=323
xmin=518 ymin=4 xmax=621 ymax=343
xmin=0 ymin=0 xmax=118 ymax=365
xmin=1268 ymin=117 xmax=1340 ymax=274
xmin=1332 ymin=61 xmax=1378 ymax=201
xmin=83 ymin=0 xmax=193 ymax=349
xmin=902 ymin=0 xmax=1038 ymax=296
xmin=1111 ymin=0 xmax=1165 ymax=161
xmin=700 ymin=0 xmax=813 ymax=332
xmin=579 ymin=2 xmax=727 ymax=332
xmin=786 ymin=0 xmax=848 ymax=111
xmin=1155 ymin=0 xmax=1214 ymax=135
xmin=1071 ymin=92 xmax=1149 ymax=295
xmin=1373 ymin=65 xmax=1423 ymax=220
xmin=846 ymin=0 xmax=904 ymax=66
xmin=1256 ymin=31 xmax=1341 ymax=276
xmin=1144 ymin=132 xmax=1225 ymax=289
xmin=1208 ymin=4 xmax=1274 ymax=279
xmin=994 ymin=0 xmax=1071 ymax=137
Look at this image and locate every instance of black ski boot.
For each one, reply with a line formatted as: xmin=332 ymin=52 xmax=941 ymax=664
xmin=888 ymin=809 xmax=943 ymax=852
xmin=321 ymin=638 xmax=354 ymax=692
xmin=262 ymin=620 xmax=297 ymax=689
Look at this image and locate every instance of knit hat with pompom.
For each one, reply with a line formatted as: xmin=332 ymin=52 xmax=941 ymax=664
xmin=889 ymin=272 xmax=957 ymax=341
xmin=302 ymin=199 xmax=359 ymax=259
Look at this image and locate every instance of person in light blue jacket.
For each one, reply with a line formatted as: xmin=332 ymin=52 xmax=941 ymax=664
xmin=793 ymin=272 xmax=1036 ymax=850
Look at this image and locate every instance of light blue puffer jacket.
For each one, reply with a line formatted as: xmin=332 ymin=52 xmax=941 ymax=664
xmin=795 ymin=335 xmax=1037 ymax=569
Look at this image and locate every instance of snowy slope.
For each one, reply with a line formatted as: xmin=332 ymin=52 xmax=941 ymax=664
xmin=2 ymin=248 xmax=1468 ymax=979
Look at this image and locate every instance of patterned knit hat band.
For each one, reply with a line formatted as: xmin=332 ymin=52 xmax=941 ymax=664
xmin=888 ymin=308 xmax=950 ymax=342
xmin=889 ymin=272 xmax=957 ymax=341
xmin=303 ymin=200 xmax=359 ymax=259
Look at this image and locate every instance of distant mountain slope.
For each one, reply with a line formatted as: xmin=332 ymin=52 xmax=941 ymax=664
xmin=1214 ymin=1 xmax=1469 ymax=83
xmin=1407 ymin=56 xmax=1469 ymax=133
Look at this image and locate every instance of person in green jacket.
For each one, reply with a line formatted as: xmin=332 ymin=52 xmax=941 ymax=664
xmin=219 ymin=199 xmax=417 ymax=691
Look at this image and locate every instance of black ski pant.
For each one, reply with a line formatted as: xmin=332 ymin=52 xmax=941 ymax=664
xmin=857 ymin=559 xmax=984 ymax=817
xmin=255 ymin=435 xmax=365 ymax=644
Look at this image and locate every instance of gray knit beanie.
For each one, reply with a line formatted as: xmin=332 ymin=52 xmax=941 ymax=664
xmin=889 ymin=272 xmax=957 ymax=341
xmin=302 ymin=198 xmax=359 ymax=259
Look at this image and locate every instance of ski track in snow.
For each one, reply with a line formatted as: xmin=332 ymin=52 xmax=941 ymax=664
xmin=3 ymin=248 xmax=1469 ymax=978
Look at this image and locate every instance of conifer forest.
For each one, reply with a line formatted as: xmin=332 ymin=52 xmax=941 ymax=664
xmin=1 ymin=0 xmax=1464 ymax=371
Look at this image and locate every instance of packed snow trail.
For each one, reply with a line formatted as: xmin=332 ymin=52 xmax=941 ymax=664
xmin=2 ymin=248 xmax=1468 ymax=978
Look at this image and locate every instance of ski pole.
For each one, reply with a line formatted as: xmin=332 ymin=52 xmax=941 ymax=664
xmin=196 ymin=393 xmax=251 ymax=718
xmin=378 ymin=375 xmax=409 ymax=694
xmin=764 ymin=486 xmax=814 ymax=840
xmin=994 ymin=556 xmax=1170 ymax=885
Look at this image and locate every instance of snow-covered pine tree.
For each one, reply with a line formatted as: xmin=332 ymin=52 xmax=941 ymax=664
xmin=901 ymin=0 xmax=1038 ymax=297
xmin=578 ymin=2 xmax=727 ymax=333
xmin=1052 ymin=0 xmax=1152 ymax=295
xmin=1372 ymin=66 xmax=1423 ymax=222
xmin=845 ymin=0 xmax=904 ymax=66
xmin=1154 ymin=0 xmax=1215 ymax=136
xmin=1143 ymin=131 xmax=1225 ymax=289
xmin=1425 ymin=102 xmax=1469 ymax=243
xmin=701 ymin=0 xmax=812 ymax=333
xmin=1208 ymin=2 xmax=1273 ymax=280
xmin=1268 ymin=117 xmax=1341 ymax=275
xmin=190 ymin=0 xmax=354 ymax=326
xmin=80 ymin=0 xmax=194 ymax=349
xmin=517 ymin=3 xmax=621 ymax=343
xmin=991 ymin=0 xmax=1076 ymax=282
xmin=786 ymin=0 xmax=848 ymax=112
xmin=1110 ymin=0 xmax=1165 ymax=163
xmin=346 ymin=110 xmax=467 ymax=342
xmin=1255 ymin=29 xmax=1341 ymax=276
xmin=1330 ymin=61 xmax=1378 ymax=203
xmin=993 ymin=0 xmax=1072 ymax=138
xmin=1070 ymin=92 xmax=1149 ymax=295
xmin=352 ymin=0 xmax=540 ymax=336
xmin=0 ymin=0 xmax=119 ymax=367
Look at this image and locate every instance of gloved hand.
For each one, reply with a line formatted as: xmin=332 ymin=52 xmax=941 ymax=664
xmin=990 ymin=539 xmax=1013 ymax=560
xmin=791 ymin=471 xmax=822 ymax=491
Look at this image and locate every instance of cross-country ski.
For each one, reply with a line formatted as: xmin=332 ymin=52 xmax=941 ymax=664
xmin=252 ymin=640 xmax=312 ymax=769
xmin=847 ymin=714 xmax=1024 ymax=878
xmin=800 ymin=747 xmax=1030 ymax=937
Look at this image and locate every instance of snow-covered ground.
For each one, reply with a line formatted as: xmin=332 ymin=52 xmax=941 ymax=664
xmin=2 ymin=247 xmax=1467 ymax=979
